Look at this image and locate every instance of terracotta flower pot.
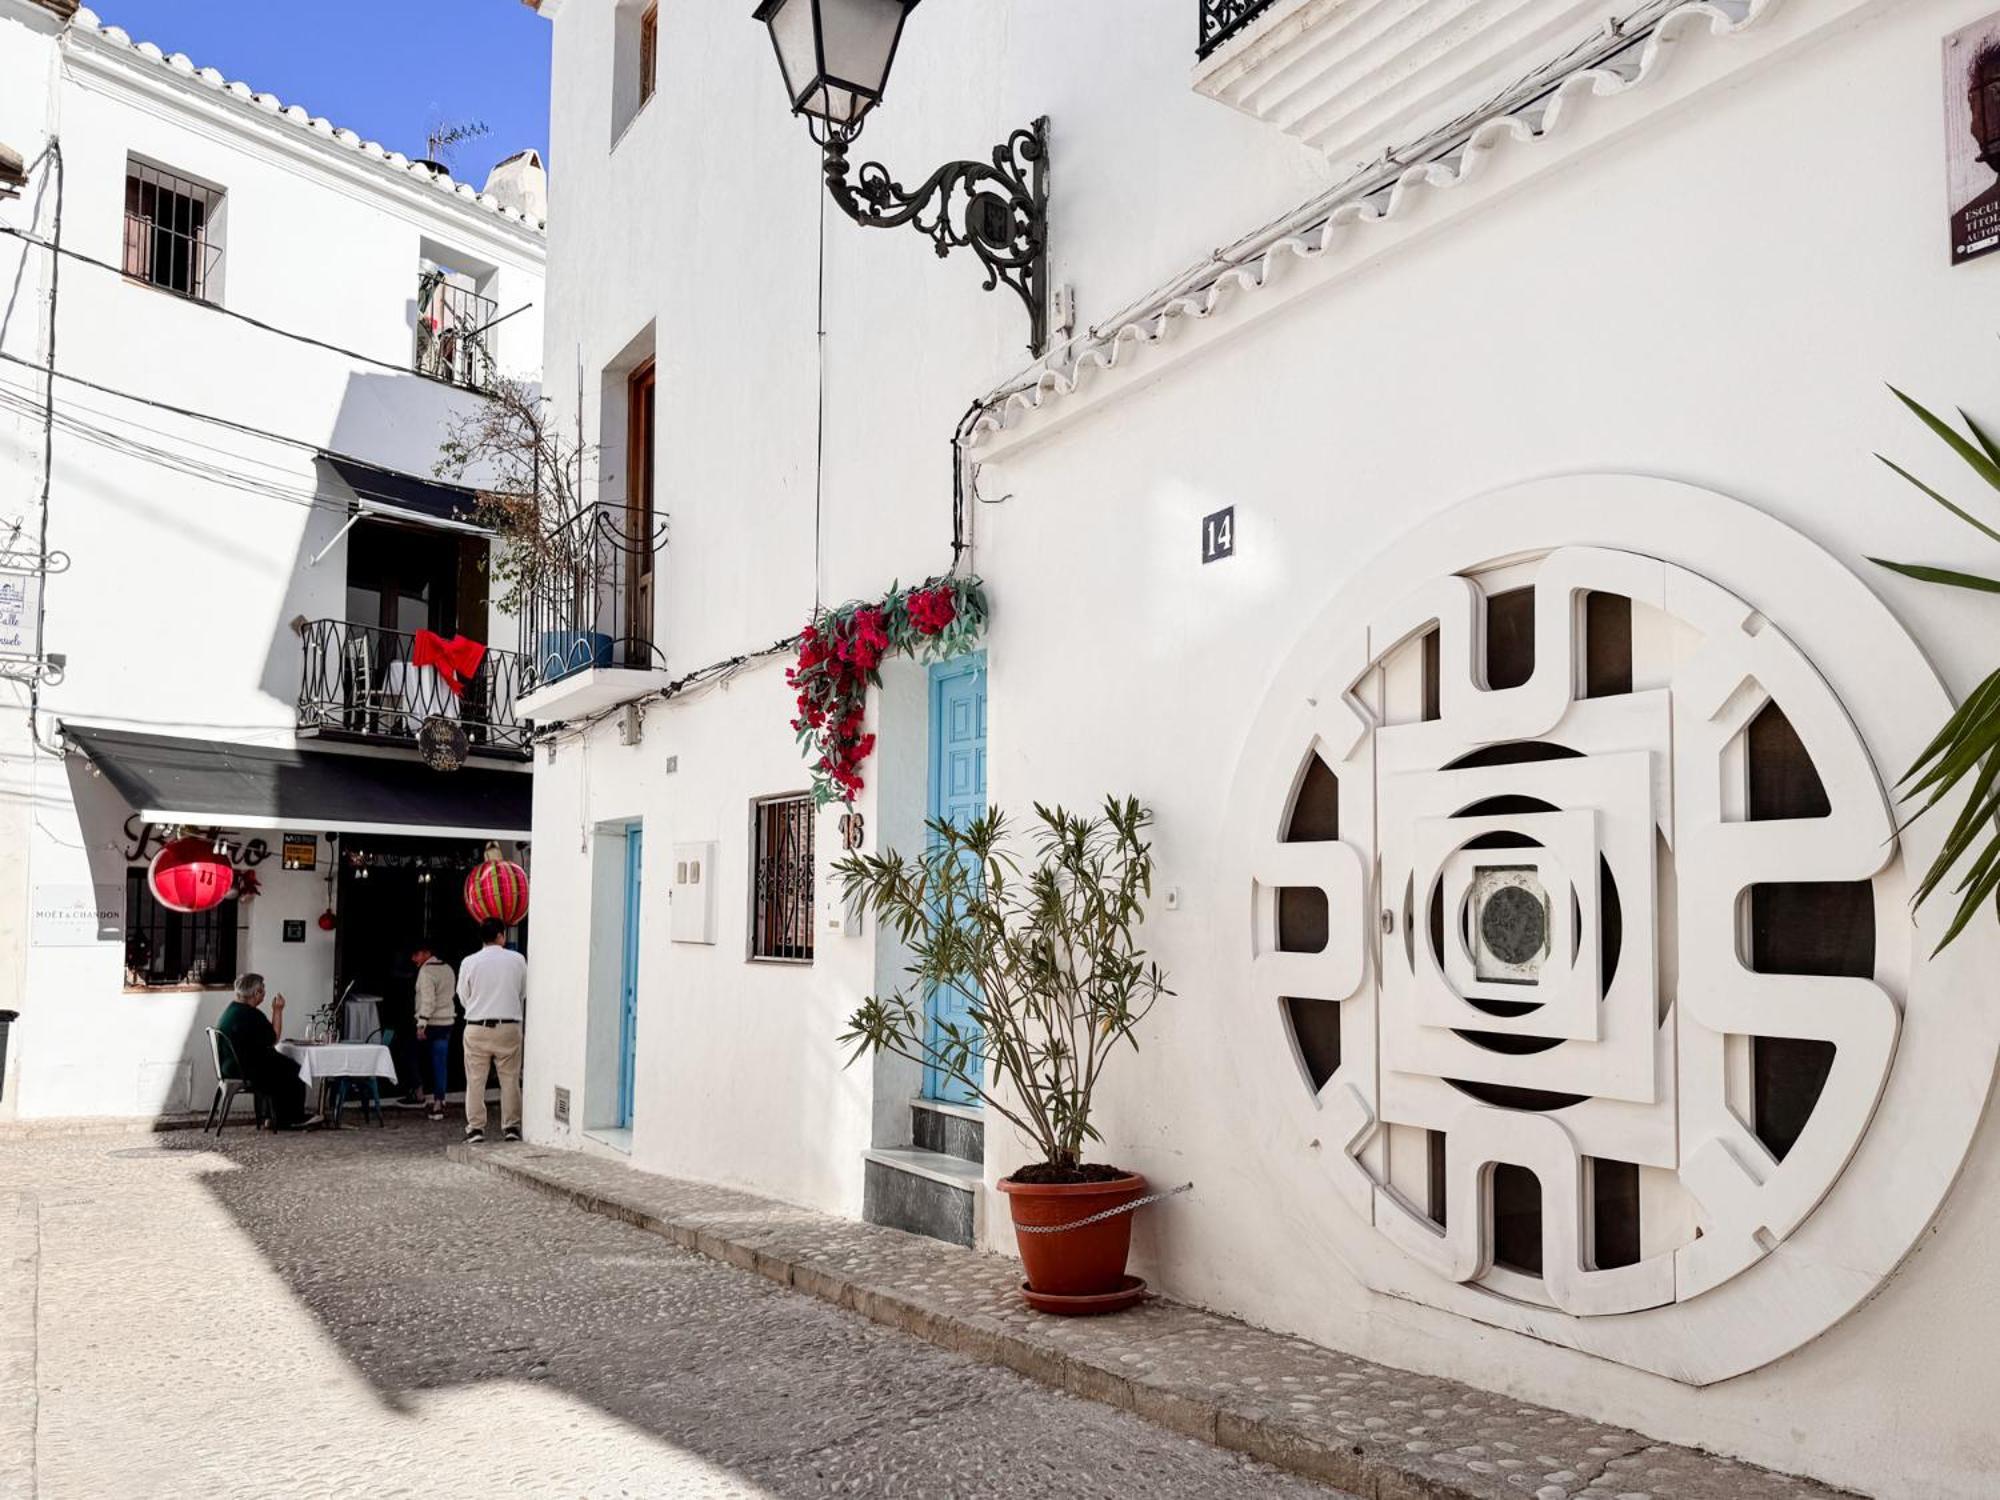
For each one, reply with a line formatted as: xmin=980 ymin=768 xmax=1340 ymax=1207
xmin=999 ymin=1171 xmax=1147 ymax=1305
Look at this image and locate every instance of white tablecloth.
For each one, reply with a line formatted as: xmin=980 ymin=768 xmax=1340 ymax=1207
xmin=276 ymin=1042 xmax=398 ymax=1095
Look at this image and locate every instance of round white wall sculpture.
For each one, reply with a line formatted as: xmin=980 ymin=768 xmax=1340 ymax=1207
xmin=1223 ymin=474 xmax=2000 ymax=1384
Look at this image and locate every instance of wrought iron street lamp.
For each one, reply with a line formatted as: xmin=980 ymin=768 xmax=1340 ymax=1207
xmin=753 ymin=0 xmax=1050 ymax=353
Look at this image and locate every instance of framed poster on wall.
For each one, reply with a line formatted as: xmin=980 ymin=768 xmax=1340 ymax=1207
xmin=1946 ymin=13 xmax=2000 ymax=264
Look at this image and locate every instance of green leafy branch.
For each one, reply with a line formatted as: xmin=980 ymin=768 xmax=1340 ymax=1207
xmin=1872 ymin=386 xmax=2000 ymax=950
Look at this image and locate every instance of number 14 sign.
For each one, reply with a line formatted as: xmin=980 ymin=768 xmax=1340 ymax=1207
xmin=1202 ymin=506 xmax=1235 ymax=564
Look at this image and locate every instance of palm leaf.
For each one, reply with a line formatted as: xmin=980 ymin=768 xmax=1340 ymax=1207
xmin=1874 ymin=456 xmax=2000 ymax=545
xmin=1890 ymin=387 xmax=2000 ymax=494
xmin=1962 ymin=407 xmax=2000 ymax=470
xmin=1871 ymin=559 xmax=2000 ymax=595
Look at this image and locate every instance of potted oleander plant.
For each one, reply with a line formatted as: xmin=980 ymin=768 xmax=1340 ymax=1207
xmin=837 ymin=797 xmax=1170 ymax=1313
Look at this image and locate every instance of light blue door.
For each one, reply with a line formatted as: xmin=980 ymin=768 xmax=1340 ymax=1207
xmin=925 ymin=653 xmax=987 ymax=1104
xmin=618 ymin=824 xmax=642 ymax=1129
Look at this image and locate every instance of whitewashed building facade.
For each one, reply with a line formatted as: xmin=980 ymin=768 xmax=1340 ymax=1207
xmin=522 ymin=1 xmax=2000 ymax=1495
xmin=0 ymin=1 xmax=547 ymax=1119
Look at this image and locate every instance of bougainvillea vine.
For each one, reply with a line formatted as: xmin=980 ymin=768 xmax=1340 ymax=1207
xmin=788 ymin=575 xmax=988 ymax=806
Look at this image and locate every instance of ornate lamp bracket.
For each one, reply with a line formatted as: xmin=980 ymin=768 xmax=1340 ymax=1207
xmin=821 ymin=116 xmax=1049 ymax=355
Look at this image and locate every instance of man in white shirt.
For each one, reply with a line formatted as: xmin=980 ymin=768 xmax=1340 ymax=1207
xmin=457 ymin=918 xmax=527 ymax=1143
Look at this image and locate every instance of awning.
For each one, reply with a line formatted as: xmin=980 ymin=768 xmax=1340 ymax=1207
xmin=64 ymin=726 xmax=531 ymax=840
xmin=317 ymin=454 xmax=492 ymax=535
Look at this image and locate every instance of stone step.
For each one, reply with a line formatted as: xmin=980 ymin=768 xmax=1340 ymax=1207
xmin=910 ymin=1097 xmax=984 ymax=1164
xmin=862 ymin=1147 xmax=982 ymax=1248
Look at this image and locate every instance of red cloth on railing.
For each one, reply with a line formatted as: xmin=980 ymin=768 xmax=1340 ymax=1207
xmin=410 ymin=630 xmax=488 ymax=698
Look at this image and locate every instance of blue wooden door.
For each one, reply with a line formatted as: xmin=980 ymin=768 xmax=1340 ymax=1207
xmin=925 ymin=654 xmax=987 ymax=1104
xmin=618 ymin=824 xmax=643 ymax=1129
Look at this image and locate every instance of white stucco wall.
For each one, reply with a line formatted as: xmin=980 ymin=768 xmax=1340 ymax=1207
xmin=529 ymin=0 xmax=2000 ymax=1494
xmin=0 ymin=5 xmax=545 ymax=1120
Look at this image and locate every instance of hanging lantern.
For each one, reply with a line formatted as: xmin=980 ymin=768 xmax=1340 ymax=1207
xmin=149 ymin=836 xmax=234 ymax=914
xmin=464 ymin=842 xmax=529 ymax=926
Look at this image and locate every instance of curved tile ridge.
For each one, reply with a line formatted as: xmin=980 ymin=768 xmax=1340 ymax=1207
xmin=69 ymin=7 xmax=547 ymax=235
xmin=970 ymin=0 xmax=1772 ymax=446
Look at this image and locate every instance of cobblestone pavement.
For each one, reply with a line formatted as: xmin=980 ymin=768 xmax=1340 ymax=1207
xmin=0 ymin=1119 xmax=1344 ymax=1500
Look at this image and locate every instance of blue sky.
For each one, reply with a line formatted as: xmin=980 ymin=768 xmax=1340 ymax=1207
xmin=93 ymin=1 xmax=552 ymax=179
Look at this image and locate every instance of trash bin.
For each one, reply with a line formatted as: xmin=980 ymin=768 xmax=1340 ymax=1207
xmin=0 ymin=1011 xmax=16 ymax=1102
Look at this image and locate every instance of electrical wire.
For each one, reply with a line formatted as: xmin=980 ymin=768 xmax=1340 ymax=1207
xmin=0 ymin=220 xmax=512 ymax=383
xmin=0 ymin=357 xmax=493 ymax=522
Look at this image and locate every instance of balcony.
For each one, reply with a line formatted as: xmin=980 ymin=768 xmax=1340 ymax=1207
xmin=1199 ymin=0 xmax=1280 ymax=59
xmin=415 ymin=271 xmax=496 ymax=390
xmin=297 ymin=620 xmax=532 ymax=759
xmin=515 ymin=503 xmax=671 ymax=724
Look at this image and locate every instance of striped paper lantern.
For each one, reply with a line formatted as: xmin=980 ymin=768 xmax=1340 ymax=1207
xmin=464 ymin=848 xmax=530 ymax=926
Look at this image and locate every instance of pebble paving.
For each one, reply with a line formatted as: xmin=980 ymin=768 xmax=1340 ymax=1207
xmin=0 ymin=1119 xmax=1343 ymax=1499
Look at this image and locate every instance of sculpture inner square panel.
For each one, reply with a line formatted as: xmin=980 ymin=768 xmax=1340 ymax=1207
xmin=1226 ymin=476 xmax=2000 ymax=1383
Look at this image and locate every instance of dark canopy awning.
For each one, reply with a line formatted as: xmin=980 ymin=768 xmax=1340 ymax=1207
xmin=65 ymin=726 xmax=531 ymax=839
xmin=318 ymin=454 xmax=491 ymax=534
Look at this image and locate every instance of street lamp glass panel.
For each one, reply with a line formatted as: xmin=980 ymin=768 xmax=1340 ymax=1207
xmin=756 ymin=0 xmax=919 ymax=132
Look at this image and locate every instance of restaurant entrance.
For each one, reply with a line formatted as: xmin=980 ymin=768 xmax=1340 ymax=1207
xmin=332 ymin=834 xmax=530 ymax=1099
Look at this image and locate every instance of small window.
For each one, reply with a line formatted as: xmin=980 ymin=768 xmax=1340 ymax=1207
xmin=123 ymin=160 xmax=222 ymax=302
xmin=123 ymin=868 xmax=238 ymax=990
xmin=639 ymin=4 xmax=660 ymax=106
xmin=416 ymin=256 xmax=498 ymax=389
xmin=750 ymin=794 xmax=815 ymax=962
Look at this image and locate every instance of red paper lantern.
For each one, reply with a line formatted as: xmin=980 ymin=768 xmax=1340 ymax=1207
xmin=149 ymin=837 xmax=234 ymax=914
xmin=464 ymin=847 xmax=529 ymax=926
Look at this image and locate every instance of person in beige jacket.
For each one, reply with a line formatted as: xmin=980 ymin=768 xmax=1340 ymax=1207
xmin=411 ymin=940 xmax=458 ymax=1121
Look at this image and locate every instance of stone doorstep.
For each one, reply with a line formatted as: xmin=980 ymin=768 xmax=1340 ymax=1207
xmin=443 ymin=1144 xmax=1859 ymax=1500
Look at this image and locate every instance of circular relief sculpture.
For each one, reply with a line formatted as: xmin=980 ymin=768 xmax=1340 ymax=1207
xmin=1224 ymin=476 xmax=2000 ymax=1383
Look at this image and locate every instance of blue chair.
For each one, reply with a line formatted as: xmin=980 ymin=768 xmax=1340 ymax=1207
xmin=330 ymin=1026 xmax=392 ymax=1128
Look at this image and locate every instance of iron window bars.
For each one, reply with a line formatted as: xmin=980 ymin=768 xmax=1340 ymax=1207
xmin=123 ymin=867 xmax=238 ymax=990
xmin=751 ymin=794 xmax=816 ymax=962
xmin=416 ymin=267 xmax=499 ymax=390
xmin=296 ymin=619 xmax=533 ymax=757
xmin=123 ymin=162 xmax=222 ymax=302
xmin=1198 ymin=0 xmax=1281 ymax=58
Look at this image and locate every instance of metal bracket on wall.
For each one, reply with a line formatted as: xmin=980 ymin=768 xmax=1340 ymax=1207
xmin=821 ymin=116 xmax=1050 ymax=355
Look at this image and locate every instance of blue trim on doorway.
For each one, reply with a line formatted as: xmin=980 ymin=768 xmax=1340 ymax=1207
xmin=618 ymin=823 xmax=642 ymax=1130
xmin=924 ymin=653 xmax=987 ymax=1105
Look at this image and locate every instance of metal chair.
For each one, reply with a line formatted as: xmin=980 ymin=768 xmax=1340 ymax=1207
xmin=203 ymin=1028 xmax=269 ymax=1133
xmin=330 ymin=1026 xmax=391 ymax=1128
xmin=342 ymin=630 xmax=396 ymax=733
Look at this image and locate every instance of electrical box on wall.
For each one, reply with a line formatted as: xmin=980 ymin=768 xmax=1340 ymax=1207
xmin=671 ymin=841 xmax=717 ymax=944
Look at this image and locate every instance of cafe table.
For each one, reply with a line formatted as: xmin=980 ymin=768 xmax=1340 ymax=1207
xmin=276 ymin=1040 xmax=398 ymax=1126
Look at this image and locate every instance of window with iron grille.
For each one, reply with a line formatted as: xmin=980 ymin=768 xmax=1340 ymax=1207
xmin=750 ymin=795 xmax=815 ymax=962
xmin=123 ymin=160 xmax=223 ymax=302
xmin=123 ymin=868 xmax=238 ymax=990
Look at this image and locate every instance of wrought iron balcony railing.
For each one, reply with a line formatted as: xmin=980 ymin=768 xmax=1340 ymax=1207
xmin=415 ymin=271 xmax=497 ymax=390
xmin=1199 ymin=0 xmax=1280 ymax=58
xmin=521 ymin=502 xmax=669 ymax=685
xmin=297 ymin=620 xmax=532 ymax=757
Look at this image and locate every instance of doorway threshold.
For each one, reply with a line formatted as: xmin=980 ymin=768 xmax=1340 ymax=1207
xmin=583 ymin=1127 xmax=633 ymax=1156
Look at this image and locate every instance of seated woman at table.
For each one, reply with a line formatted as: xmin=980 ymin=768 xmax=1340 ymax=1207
xmin=216 ymin=974 xmax=321 ymax=1131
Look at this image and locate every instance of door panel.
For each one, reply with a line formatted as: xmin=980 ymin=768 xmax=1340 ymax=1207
xmin=925 ymin=654 xmax=987 ymax=1104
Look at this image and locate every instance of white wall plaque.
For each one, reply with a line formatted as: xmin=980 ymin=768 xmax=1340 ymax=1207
xmin=31 ymin=884 xmax=124 ymax=947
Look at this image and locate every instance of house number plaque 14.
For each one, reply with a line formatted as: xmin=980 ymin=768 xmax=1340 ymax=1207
xmin=1202 ymin=506 xmax=1235 ymax=564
